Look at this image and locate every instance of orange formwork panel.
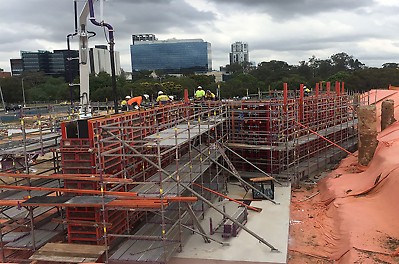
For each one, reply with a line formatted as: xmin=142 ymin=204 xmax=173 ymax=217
xmin=59 ymin=103 xmax=193 ymax=246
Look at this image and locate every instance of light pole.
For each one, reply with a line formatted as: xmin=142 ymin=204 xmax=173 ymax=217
xmin=21 ymin=78 xmax=26 ymax=107
xmin=0 ymin=85 xmax=5 ymax=110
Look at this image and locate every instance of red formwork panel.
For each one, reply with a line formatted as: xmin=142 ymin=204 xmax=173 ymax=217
xmin=60 ymin=103 xmax=191 ymax=245
xmin=60 ymin=138 xmax=95 ymax=175
xmin=227 ymin=93 xmax=353 ymax=176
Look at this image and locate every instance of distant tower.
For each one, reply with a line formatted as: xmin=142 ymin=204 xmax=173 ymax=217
xmin=229 ymin=42 xmax=249 ymax=64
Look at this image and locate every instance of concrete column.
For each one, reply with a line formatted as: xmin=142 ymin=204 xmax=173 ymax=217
xmin=381 ymin=99 xmax=396 ymax=131
xmin=358 ymin=105 xmax=378 ymax=166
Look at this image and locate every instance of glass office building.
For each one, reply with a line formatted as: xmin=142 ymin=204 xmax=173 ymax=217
xmin=12 ymin=50 xmax=79 ymax=80
xmin=131 ymin=36 xmax=212 ymax=73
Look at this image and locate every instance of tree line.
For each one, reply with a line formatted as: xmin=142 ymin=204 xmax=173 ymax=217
xmin=1 ymin=52 xmax=399 ymax=104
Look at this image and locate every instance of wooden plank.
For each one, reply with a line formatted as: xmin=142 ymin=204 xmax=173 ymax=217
xmin=39 ymin=242 xmax=106 ymax=255
xmin=250 ymin=176 xmax=274 ymax=182
xmin=30 ymin=252 xmax=97 ymax=263
xmin=30 ymin=243 xmax=106 ymax=263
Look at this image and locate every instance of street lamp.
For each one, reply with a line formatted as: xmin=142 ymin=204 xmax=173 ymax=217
xmin=21 ymin=78 xmax=26 ymax=107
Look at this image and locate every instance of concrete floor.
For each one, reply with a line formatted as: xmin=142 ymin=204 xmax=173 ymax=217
xmin=170 ymin=183 xmax=291 ymax=264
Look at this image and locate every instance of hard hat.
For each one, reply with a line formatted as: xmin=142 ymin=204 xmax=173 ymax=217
xmin=143 ymin=94 xmax=149 ymax=100
xmin=169 ymin=96 xmax=174 ymax=100
xmin=158 ymin=91 xmax=164 ymax=95
xmin=125 ymin=95 xmax=131 ymax=99
xmin=206 ymin=90 xmax=211 ymax=93
xmin=197 ymin=86 xmax=202 ymax=89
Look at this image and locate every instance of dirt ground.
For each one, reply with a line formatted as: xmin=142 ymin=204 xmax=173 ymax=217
xmin=288 ymin=183 xmax=334 ymax=264
xmin=288 ymin=176 xmax=399 ymax=264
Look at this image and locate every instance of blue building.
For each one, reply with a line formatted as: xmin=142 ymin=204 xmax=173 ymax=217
xmin=131 ymin=34 xmax=212 ymax=74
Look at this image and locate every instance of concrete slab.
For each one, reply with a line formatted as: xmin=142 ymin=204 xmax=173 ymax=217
xmin=170 ymin=184 xmax=291 ymax=264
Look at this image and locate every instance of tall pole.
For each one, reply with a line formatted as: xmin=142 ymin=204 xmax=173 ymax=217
xmin=21 ymin=78 xmax=26 ymax=107
xmin=110 ymin=40 xmax=119 ymax=114
xmin=0 ymin=85 xmax=5 ymax=110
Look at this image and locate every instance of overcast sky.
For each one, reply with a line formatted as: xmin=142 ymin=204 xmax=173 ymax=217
xmin=1 ymin=0 xmax=399 ymax=72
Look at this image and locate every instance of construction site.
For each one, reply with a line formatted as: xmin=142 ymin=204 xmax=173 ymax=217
xmin=2 ymin=0 xmax=399 ymax=263
xmin=0 ymin=81 xmax=370 ymax=264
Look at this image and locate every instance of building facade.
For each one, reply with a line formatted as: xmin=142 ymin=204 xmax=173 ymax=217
xmin=10 ymin=50 xmax=79 ymax=81
xmin=130 ymin=34 xmax=212 ymax=74
xmin=229 ymin=41 xmax=249 ymax=64
xmin=9 ymin=46 xmax=122 ymax=80
xmin=89 ymin=45 xmax=121 ymax=76
xmin=10 ymin=59 xmax=23 ymax=76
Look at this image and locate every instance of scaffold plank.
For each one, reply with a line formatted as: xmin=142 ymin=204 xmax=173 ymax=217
xmin=144 ymin=118 xmax=225 ymax=147
xmin=29 ymin=242 xmax=106 ymax=263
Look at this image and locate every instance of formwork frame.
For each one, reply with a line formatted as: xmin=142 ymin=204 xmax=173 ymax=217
xmin=93 ymin=102 xmax=278 ymax=263
xmin=226 ymin=86 xmax=358 ymax=184
xmin=0 ymin=87 xmax=360 ymax=263
xmin=0 ymin=110 xmax=66 ymax=263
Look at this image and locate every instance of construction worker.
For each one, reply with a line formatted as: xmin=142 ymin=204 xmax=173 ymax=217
xmin=127 ymin=94 xmax=150 ymax=110
xmin=195 ymin=86 xmax=206 ymax=100
xmin=304 ymin=86 xmax=311 ymax=96
xmin=121 ymin=96 xmax=129 ymax=111
xmin=205 ymin=90 xmax=216 ymax=100
xmin=156 ymin=91 xmax=170 ymax=105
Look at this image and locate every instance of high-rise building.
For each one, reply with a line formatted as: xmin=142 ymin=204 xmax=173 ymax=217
xmin=10 ymin=50 xmax=79 ymax=80
xmin=229 ymin=41 xmax=249 ymax=64
xmin=130 ymin=34 xmax=212 ymax=74
xmin=50 ymin=50 xmax=79 ymax=81
xmin=21 ymin=50 xmax=50 ymax=72
xmin=10 ymin=59 xmax=23 ymax=76
xmin=10 ymin=46 xmax=122 ymax=80
xmin=89 ymin=45 xmax=121 ymax=76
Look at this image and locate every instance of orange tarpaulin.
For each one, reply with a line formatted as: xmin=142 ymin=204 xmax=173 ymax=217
xmin=289 ymin=90 xmax=399 ymax=263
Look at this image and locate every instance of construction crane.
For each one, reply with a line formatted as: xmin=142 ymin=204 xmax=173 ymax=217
xmin=70 ymin=0 xmax=119 ymax=118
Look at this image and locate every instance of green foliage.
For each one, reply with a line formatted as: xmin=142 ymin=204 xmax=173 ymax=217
xmin=344 ymin=68 xmax=399 ymax=91
xmin=382 ymin=63 xmax=399 ymax=69
xmin=26 ymin=77 xmax=68 ymax=102
xmin=327 ymin=71 xmax=352 ymax=83
xmin=2 ymin=52 xmax=399 ymax=104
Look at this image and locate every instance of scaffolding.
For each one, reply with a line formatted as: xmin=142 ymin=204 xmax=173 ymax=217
xmin=0 ymin=86 xmax=360 ymax=263
xmin=0 ymin=109 xmax=64 ymax=262
xmin=227 ymin=87 xmax=358 ymax=184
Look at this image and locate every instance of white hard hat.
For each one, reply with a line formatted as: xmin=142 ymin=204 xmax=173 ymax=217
xmin=143 ymin=94 xmax=149 ymax=100
xmin=197 ymin=86 xmax=202 ymax=89
xmin=125 ymin=95 xmax=131 ymax=99
xmin=158 ymin=91 xmax=164 ymax=95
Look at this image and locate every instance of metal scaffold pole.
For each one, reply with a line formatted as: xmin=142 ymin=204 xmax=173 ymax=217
xmin=101 ymin=126 xmax=279 ymax=251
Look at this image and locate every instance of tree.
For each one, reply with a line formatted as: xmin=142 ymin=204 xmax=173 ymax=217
xmin=382 ymin=63 xmax=399 ymax=69
xmin=344 ymin=68 xmax=399 ymax=91
xmin=250 ymin=60 xmax=292 ymax=88
xmin=330 ymin=52 xmax=364 ymax=72
xmin=327 ymin=71 xmax=352 ymax=84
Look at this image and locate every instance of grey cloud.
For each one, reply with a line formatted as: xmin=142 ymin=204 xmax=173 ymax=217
xmin=1 ymin=0 xmax=399 ymax=71
xmin=105 ymin=0 xmax=216 ymax=37
xmin=209 ymin=0 xmax=375 ymax=20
